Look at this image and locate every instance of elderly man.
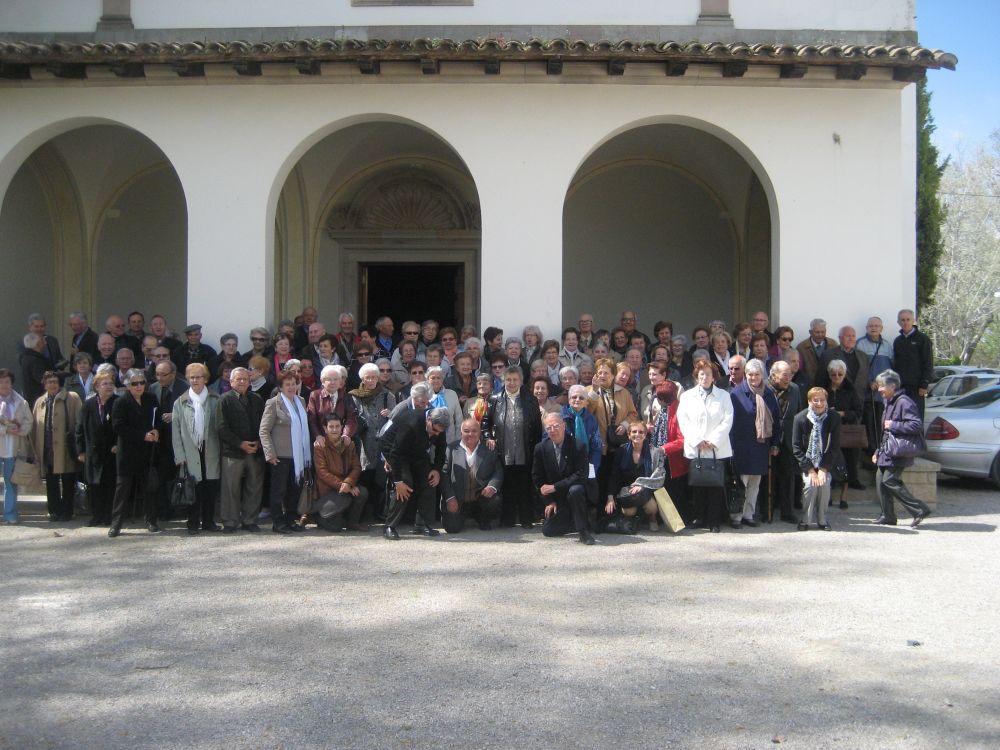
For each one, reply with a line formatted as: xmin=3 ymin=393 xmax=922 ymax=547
xmin=217 ymin=367 xmax=265 ymax=533
xmin=795 ymin=318 xmax=837 ymax=384
xmin=441 ymin=418 xmax=504 ymax=533
xmin=373 ymin=316 xmax=397 ymax=359
xmin=171 ymin=324 xmax=217 ymax=371
xmin=17 ymin=314 xmax=65 ymax=370
xmin=380 ymin=406 xmax=449 ymax=539
xmin=619 ymin=310 xmax=650 ymax=349
xmin=767 ymin=361 xmax=803 ymax=525
xmin=139 ymin=335 xmax=159 ymax=372
xmin=728 ymin=354 xmax=746 ymax=389
xmin=68 ymin=311 xmax=99 ymax=360
xmin=333 ymin=313 xmax=356 ymax=365
xmin=105 ymin=314 xmax=142 ymax=358
xmin=149 ymin=314 xmax=182 ymax=352
xmin=115 ymin=348 xmax=136 ymax=389
xmin=577 ymin=313 xmax=596 ymax=352
xmin=149 ymin=359 xmax=188 ymax=515
xmin=146 ymin=346 xmax=172 ymax=382
xmin=816 ymin=325 xmax=871 ymax=404
xmin=534 ymin=412 xmax=595 ymax=545
xmin=751 ymin=311 xmax=774 ymax=346
xmin=18 ymin=333 xmax=49 ymax=405
xmin=95 ymin=333 xmax=117 ymax=367
xmin=297 ymin=321 xmax=327 ymax=371
xmin=857 ymin=316 xmax=894 ymax=457
xmin=126 ymin=311 xmax=147 ymax=340
xmin=293 ymin=306 xmax=319 ymax=351
xmin=892 ymin=309 xmax=933 ymax=419
xmin=387 ymin=381 xmax=432 ymax=422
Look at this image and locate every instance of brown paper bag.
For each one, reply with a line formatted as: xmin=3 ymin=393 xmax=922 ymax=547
xmin=653 ymin=487 xmax=685 ymax=533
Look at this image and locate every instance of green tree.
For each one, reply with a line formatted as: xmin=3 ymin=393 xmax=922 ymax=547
xmin=916 ymin=80 xmax=948 ymax=311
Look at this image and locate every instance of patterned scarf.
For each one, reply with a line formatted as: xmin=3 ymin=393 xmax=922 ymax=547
xmin=805 ymin=407 xmax=828 ymax=468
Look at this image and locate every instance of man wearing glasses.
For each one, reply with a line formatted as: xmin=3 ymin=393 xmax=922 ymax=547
xmin=577 ymin=314 xmax=596 ymax=353
xmin=751 ymin=311 xmax=774 ymax=347
xmin=619 ymin=311 xmax=650 ymax=349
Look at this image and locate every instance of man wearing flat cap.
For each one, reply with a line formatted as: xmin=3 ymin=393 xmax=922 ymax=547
xmin=171 ymin=324 xmax=217 ymax=371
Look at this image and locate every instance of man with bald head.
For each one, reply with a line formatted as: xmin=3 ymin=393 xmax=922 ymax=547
xmin=816 ymin=325 xmax=870 ymax=402
xmin=105 ymin=314 xmax=142 ymax=358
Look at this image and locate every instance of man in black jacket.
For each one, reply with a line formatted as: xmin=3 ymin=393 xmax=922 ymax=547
xmin=767 ymin=361 xmax=802 ymax=525
xmin=533 ymin=412 xmax=595 ymax=545
xmin=381 ymin=406 xmax=449 ymax=539
xmin=217 ymin=367 xmax=265 ymax=532
xmin=68 ymin=311 xmax=100 ymax=360
xmin=892 ymin=309 xmax=933 ymax=418
xmin=171 ymin=324 xmax=217 ymax=371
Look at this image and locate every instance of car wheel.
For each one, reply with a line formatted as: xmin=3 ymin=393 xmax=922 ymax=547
xmin=992 ymin=452 xmax=1000 ymax=490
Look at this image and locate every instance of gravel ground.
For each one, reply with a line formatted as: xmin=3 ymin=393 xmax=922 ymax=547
xmin=1 ymin=477 xmax=998 ymax=750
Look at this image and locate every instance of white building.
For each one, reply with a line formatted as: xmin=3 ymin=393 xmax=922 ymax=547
xmin=0 ymin=0 xmax=955 ymax=364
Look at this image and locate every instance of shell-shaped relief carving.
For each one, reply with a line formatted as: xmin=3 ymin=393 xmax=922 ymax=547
xmin=355 ymin=181 xmax=463 ymax=231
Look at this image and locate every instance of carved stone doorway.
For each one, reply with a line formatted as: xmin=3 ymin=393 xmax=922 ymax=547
xmin=361 ymin=262 xmax=463 ymax=328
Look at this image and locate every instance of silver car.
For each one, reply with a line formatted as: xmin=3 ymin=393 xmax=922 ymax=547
xmin=924 ymin=386 xmax=1000 ymax=487
xmin=926 ymin=373 xmax=1000 ymax=408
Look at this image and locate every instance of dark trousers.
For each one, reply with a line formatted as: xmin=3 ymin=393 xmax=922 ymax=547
xmin=268 ymin=458 xmax=301 ymax=528
xmin=773 ymin=445 xmax=799 ymax=520
xmin=385 ymin=460 xmax=437 ymax=530
xmin=541 ymin=484 xmax=590 ymax=537
xmin=690 ymin=484 xmax=726 ymax=528
xmin=443 ymin=491 xmax=503 ymax=533
xmin=862 ymin=398 xmax=885 ymax=468
xmin=876 ymin=465 xmax=930 ymax=523
xmin=88 ymin=468 xmax=116 ymax=523
xmin=902 ymin=385 xmax=926 ymax=420
xmin=45 ymin=471 xmax=75 ymax=518
xmin=500 ymin=464 xmax=533 ymax=526
xmin=111 ymin=473 xmax=157 ymax=529
xmin=187 ymin=478 xmax=219 ymax=530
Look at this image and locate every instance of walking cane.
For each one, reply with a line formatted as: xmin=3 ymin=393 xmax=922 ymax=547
xmin=767 ymin=453 xmax=774 ymax=523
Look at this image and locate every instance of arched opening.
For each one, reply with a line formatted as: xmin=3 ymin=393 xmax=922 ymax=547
xmin=0 ymin=124 xmax=187 ymax=368
xmin=273 ymin=120 xmax=480 ymax=329
xmin=562 ymin=122 xmax=774 ymax=338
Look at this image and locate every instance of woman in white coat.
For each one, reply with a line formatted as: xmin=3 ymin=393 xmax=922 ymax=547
xmin=676 ymin=359 xmax=734 ymax=533
xmin=171 ymin=363 xmax=222 ymax=534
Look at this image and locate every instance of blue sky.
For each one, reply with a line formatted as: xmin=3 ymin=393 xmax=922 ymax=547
xmin=918 ymin=0 xmax=999 ymax=158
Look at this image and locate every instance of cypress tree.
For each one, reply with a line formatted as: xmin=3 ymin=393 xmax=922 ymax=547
xmin=915 ymin=79 xmax=947 ymax=311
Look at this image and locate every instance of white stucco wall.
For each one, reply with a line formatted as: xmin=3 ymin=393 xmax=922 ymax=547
xmin=0 ymin=74 xmax=917 ymax=354
xmin=0 ymin=0 xmax=915 ymax=33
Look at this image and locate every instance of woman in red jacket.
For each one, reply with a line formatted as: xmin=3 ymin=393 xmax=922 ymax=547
xmin=649 ymin=380 xmax=691 ymax=523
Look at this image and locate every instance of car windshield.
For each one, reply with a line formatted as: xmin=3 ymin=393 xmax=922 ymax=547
xmin=945 ymin=388 xmax=1000 ymax=409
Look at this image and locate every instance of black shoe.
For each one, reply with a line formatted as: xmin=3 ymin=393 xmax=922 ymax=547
xmin=874 ymin=516 xmax=897 ymax=526
xmin=203 ymin=524 xmax=222 ymax=532
xmin=848 ymin=481 xmax=866 ymax=490
xmin=780 ymin=515 xmax=799 ymax=525
xmin=839 ymin=500 xmax=849 ymax=510
xmin=730 ymin=521 xmax=742 ymax=530
xmin=411 ymin=526 xmax=440 ymax=537
xmin=147 ymin=524 xmax=163 ymax=534
xmin=187 ymin=528 xmax=199 ymax=536
xmin=272 ymin=524 xmax=293 ymax=534
xmin=289 ymin=522 xmax=306 ymax=533
xmin=710 ymin=526 xmax=720 ymax=533
xmin=86 ymin=517 xmax=102 ymax=527
xmin=47 ymin=514 xmax=59 ymax=522
xmin=478 ymin=520 xmax=492 ymax=531
xmin=240 ymin=523 xmax=261 ymax=532
xmin=383 ymin=525 xmax=400 ymax=540
xmin=579 ymin=531 xmax=596 ymax=545
xmin=820 ymin=523 xmax=832 ymax=531
xmin=689 ymin=518 xmax=704 ymax=529
xmin=911 ymin=510 xmax=931 ymax=528
xmin=107 ymin=527 xmax=120 ymax=538
xmin=797 ymin=522 xmax=808 ymax=531
xmin=222 ymin=526 xmax=237 ymax=534
xmin=741 ymin=519 xmax=759 ymax=528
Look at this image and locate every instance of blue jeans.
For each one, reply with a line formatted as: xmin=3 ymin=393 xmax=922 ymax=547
xmin=2 ymin=457 xmax=17 ymax=522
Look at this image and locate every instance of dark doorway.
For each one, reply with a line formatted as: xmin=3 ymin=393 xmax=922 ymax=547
xmin=361 ymin=262 xmax=464 ymax=329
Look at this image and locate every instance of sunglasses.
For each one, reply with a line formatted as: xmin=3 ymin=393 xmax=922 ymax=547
xmin=129 ymin=381 xmax=146 ymax=386
xmin=378 ymin=368 xmax=391 ymax=373
xmin=356 ymin=352 xmax=372 ymax=357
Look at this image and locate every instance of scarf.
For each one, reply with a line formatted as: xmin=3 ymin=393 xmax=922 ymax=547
xmin=472 ymin=396 xmax=488 ymax=422
xmin=281 ymin=393 xmax=311 ymax=480
xmin=805 ymin=407 xmax=828 ymax=468
xmin=748 ymin=381 xmax=774 ymax=442
xmin=651 ymin=406 xmax=669 ymax=449
xmin=189 ymin=386 xmax=209 ymax=449
xmin=349 ymin=384 xmax=379 ymax=399
xmin=620 ymin=438 xmax=652 ymax=475
xmin=572 ymin=408 xmax=589 ymax=453
xmin=430 ymin=389 xmax=447 ymax=410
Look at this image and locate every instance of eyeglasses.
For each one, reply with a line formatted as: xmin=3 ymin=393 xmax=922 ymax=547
xmin=403 ymin=330 xmax=419 ymax=336
xmin=410 ymin=370 xmax=425 ymax=376
xmin=621 ymin=317 xmax=636 ymax=323
xmin=492 ymin=364 xmax=505 ymax=370
xmin=356 ymin=352 xmax=371 ymax=358
xmin=780 ymin=336 xmax=792 ymax=342
xmin=378 ymin=368 xmax=391 ymax=373
xmin=441 ymin=337 xmax=456 ymax=342
xmin=251 ymin=337 xmax=268 ymax=343
xmin=129 ymin=381 xmax=146 ymax=386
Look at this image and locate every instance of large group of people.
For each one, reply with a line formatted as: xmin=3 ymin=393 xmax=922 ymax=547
xmin=1 ymin=305 xmax=935 ymax=542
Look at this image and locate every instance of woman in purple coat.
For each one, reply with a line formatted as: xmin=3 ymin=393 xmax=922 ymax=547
xmin=872 ymin=369 xmax=932 ymax=527
xmin=729 ymin=359 xmax=781 ymax=527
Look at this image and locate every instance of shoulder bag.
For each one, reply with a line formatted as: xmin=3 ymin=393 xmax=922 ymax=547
xmin=688 ymin=448 xmax=726 ymax=488
xmin=170 ymin=464 xmax=197 ymax=507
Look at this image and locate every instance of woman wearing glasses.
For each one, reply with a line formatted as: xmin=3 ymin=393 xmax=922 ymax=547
xmin=108 ymin=369 xmax=163 ymax=537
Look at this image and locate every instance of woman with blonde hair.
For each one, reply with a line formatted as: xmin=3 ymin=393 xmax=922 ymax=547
xmin=171 ymin=362 xmax=223 ymax=534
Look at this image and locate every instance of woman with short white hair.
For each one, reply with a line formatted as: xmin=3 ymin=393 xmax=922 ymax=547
xmin=171 ymin=362 xmax=222 ymax=534
xmin=426 ymin=366 xmax=463 ymax=442
xmin=307 ymin=363 xmax=357 ymax=443
xmin=728 ymin=358 xmax=781 ymax=528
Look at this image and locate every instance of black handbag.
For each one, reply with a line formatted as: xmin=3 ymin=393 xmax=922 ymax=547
xmin=600 ymin=514 xmax=639 ymax=534
xmin=688 ymin=448 xmax=726 ymax=488
xmin=883 ymin=431 xmax=925 ymax=459
xmin=170 ymin=466 xmax=197 ymax=507
xmin=725 ymin=472 xmax=745 ymax=514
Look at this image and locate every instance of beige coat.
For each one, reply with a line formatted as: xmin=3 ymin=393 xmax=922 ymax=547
xmin=30 ymin=390 xmax=82 ymax=474
xmin=259 ymin=393 xmax=307 ymax=461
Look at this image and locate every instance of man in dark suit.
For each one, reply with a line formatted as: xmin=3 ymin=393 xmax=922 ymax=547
xmin=149 ymin=360 xmax=189 ymax=517
xmin=380 ymin=406 xmax=449 ymax=540
xmin=171 ymin=324 xmax=217 ymax=371
xmin=767 ymin=361 xmax=802 ymax=525
xmin=16 ymin=314 xmax=66 ymax=371
xmin=68 ymin=311 xmax=100 ymax=360
xmin=533 ymin=412 xmax=595 ymax=545
xmin=441 ymin=418 xmax=504 ymax=533
xmin=105 ymin=314 xmax=143 ymax=358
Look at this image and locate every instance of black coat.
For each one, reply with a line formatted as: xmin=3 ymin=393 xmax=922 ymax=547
xmin=791 ymin=409 xmax=843 ymax=474
xmin=826 ymin=381 xmax=862 ymax=424
xmin=171 ymin=343 xmax=218 ymax=371
xmin=71 ymin=328 xmax=100 ymax=360
xmin=112 ymin=392 xmax=162 ymax=477
xmin=769 ymin=381 xmax=804 ymax=451
xmin=482 ymin=388 xmax=543 ymax=465
xmin=75 ymin=394 xmax=118 ymax=484
xmin=531 ymin=437 xmax=588 ymax=496
xmin=892 ymin=327 xmax=933 ymax=390
xmin=217 ymin=389 xmax=265 ymax=459
xmin=19 ymin=348 xmax=50 ymax=406
xmin=381 ymin=408 xmax=446 ymax=486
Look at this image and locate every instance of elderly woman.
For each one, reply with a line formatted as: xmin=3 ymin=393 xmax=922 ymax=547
xmin=825 ymin=358 xmax=864 ymax=500
xmin=350 ymin=361 xmax=397 ymax=520
xmin=676 ymin=359 xmax=734 ymax=533
xmin=587 ymin=357 xmax=639 ymax=500
xmin=30 ymin=371 xmax=82 ymax=522
xmin=209 ymin=360 xmax=236 ymax=395
xmin=275 ymin=359 xmax=312 ymax=401
xmin=668 ymin=335 xmax=692 ymax=381
xmin=729 ymin=359 xmax=781 ymax=528
xmin=426 ymin=366 xmax=464 ymax=443
xmin=307 ymin=364 xmax=358 ymax=444
xmin=391 ymin=339 xmax=420 ymax=387
xmin=872 ymin=369 xmax=932 ymax=527
xmin=556 ymin=366 xmax=580 ymax=407
xmin=605 ymin=421 xmax=664 ymax=531
xmin=710 ymin=331 xmax=734 ymax=379
xmin=591 ymin=340 xmax=619 ymax=366
xmin=75 ymin=371 xmax=118 ymax=526
xmin=532 ymin=377 xmax=561 ymax=416
xmin=649 ymin=380 xmax=690 ymax=523
xmin=578 ymin=362 xmax=595 ymax=387
xmin=312 ymin=413 xmax=368 ymax=532
xmin=271 ymin=332 xmax=295 ymax=376
xmin=0 ymin=368 xmax=34 ymax=524
xmin=171 ymin=363 xmax=222 ymax=534
xmin=65 ymin=352 xmax=95 ymax=401
xmin=556 ymin=384 xmax=603 ymax=473
xmin=464 ymin=373 xmax=494 ymax=425
xmin=539 ymin=340 xmax=562 ymax=389
xmin=521 ymin=325 xmax=543 ymax=365
xmin=750 ymin=333 xmax=774 ymax=374
xmin=732 ymin=323 xmax=753 ymax=359
xmin=783 ymin=348 xmax=810 ymax=391
xmin=108 ymin=368 xmax=163 ymax=537
xmin=792 ymin=387 xmax=842 ymax=531
xmin=375 ymin=357 xmax=402 ymax=396
xmin=770 ymin=325 xmax=795 ymax=361
xmin=260 ymin=370 xmax=312 ymax=534
xmin=445 ymin=351 xmax=478 ymax=408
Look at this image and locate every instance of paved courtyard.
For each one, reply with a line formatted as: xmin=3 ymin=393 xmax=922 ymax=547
xmin=1 ymin=478 xmax=998 ymax=750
